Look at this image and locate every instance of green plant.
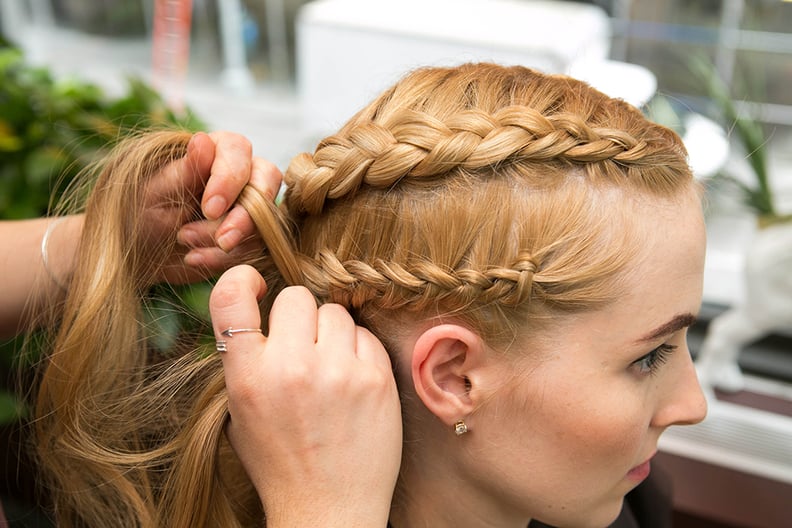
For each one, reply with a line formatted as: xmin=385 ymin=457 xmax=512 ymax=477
xmin=0 ymin=43 xmax=207 ymax=424
xmin=687 ymin=54 xmax=782 ymax=222
xmin=0 ymin=46 xmax=204 ymax=219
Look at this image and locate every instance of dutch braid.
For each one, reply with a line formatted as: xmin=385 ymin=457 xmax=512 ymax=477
xmin=298 ymin=250 xmax=540 ymax=311
xmin=241 ymin=181 xmax=547 ymax=315
xmin=243 ymin=63 xmax=691 ymax=324
xmin=284 ymin=106 xmax=651 ymax=216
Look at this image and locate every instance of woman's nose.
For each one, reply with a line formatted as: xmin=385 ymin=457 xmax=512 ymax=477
xmin=652 ymin=350 xmax=708 ymax=428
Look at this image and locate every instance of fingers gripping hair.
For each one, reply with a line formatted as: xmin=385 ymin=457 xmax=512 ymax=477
xmin=236 ymin=184 xmax=303 ymax=286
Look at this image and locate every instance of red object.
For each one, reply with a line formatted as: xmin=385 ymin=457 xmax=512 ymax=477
xmin=152 ymin=0 xmax=194 ymax=112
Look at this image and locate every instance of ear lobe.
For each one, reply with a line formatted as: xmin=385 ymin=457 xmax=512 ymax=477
xmin=411 ymin=324 xmax=485 ymax=428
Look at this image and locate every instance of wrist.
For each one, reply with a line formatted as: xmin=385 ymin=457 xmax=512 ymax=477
xmin=40 ymin=215 xmax=83 ymax=292
xmin=263 ymin=491 xmax=391 ymax=528
xmin=266 ymin=510 xmax=390 ymax=528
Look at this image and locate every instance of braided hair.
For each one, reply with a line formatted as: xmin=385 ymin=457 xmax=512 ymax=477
xmin=34 ymin=63 xmax=694 ymax=527
xmin=242 ymin=63 xmax=691 ymax=343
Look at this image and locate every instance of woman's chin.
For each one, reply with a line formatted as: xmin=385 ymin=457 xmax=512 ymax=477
xmin=534 ymin=496 xmax=626 ymax=528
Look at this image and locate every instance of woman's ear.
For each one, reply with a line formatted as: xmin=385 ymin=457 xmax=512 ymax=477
xmin=411 ymin=324 xmax=487 ymax=428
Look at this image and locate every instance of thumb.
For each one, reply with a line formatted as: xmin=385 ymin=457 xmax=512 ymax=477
xmin=209 ymin=264 xmax=268 ymax=368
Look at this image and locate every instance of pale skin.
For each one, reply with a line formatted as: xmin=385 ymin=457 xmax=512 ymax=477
xmin=386 ymin=187 xmax=708 ymax=528
xmin=209 ymin=267 xmax=403 ymax=527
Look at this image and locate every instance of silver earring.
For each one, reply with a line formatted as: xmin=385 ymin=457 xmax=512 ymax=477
xmin=454 ymin=420 xmax=468 ymax=436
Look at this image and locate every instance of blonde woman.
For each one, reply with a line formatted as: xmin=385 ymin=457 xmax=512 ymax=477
xmin=35 ymin=63 xmax=707 ymax=527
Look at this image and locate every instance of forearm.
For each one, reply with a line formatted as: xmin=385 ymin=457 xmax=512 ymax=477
xmin=0 ymin=215 xmax=83 ymax=338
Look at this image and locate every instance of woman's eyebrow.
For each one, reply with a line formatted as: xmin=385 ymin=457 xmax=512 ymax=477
xmin=636 ymin=313 xmax=698 ymax=343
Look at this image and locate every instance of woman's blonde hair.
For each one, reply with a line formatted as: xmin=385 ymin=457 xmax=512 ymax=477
xmin=34 ymin=63 xmax=693 ymax=527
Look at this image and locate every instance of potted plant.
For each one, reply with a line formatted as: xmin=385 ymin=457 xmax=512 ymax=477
xmin=688 ymin=55 xmax=792 ymax=393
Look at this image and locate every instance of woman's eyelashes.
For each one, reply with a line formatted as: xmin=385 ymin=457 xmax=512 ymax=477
xmin=632 ymin=343 xmax=677 ymax=376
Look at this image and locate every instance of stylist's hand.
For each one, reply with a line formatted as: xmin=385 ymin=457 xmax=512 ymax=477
xmin=144 ymin=131 xmax=282 ymax=284
xmin=210 ymin=265 xmax=402 ymax=528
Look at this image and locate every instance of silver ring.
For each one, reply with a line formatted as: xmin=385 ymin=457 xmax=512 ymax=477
xmin=221 ymin=327 xmax=263 ymax=337
xmin=216 ymin=340 xmax=228 ymax=353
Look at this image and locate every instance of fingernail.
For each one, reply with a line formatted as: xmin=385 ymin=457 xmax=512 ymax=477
xmin=177 ymin=226 xmax=200 ymax=247
xmin=204 ymin=195 xmax=227 ymax=220
xmin=216 ymin=229 xmax=241 ymax=252
xmin=187 ymin=134 xmax=197 ymax=155
xmin=184 ymin=250 xmax=205 ymax=267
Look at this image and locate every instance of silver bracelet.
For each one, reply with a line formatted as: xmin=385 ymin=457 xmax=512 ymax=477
xmin=41 ymin=217 xmax=68 ymax=291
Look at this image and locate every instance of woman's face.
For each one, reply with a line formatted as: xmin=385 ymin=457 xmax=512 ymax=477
xmin=465 ymin=189 xmax=708 ymax=527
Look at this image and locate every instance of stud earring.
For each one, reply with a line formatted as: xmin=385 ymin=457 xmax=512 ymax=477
xmin=454 ymin=420 xmax=468 ymax=436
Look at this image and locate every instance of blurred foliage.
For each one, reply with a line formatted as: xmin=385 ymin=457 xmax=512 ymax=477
xmin=143 ymin=282 xmax=216 ymax=358
xmin=0 ymin=45 xmax=204 ymax=219
xmin=687 ymin=54 xmax=783 ymax=222
xmin=647 ymin=52 xmax=789 ymax=224
xmin=0 ymin=43 xmax=207 ymax=424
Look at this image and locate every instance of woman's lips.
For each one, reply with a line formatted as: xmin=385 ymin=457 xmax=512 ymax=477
xmin=627 ymin=452 xmax=655 ymax=482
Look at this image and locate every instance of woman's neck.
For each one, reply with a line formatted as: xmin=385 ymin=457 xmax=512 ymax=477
xmin=389 ymin=443 xmax=531 ymax=528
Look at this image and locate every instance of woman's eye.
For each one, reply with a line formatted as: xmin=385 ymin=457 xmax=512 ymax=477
xmin=632 ymin=344 xmax=677 ymax=376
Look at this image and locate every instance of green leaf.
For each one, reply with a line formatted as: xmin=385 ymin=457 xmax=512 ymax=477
xmin=687 ymin=53 xmax=776 ymax=217
xmin=0 ymin=132 xmax=23 ymax=152
xmin=0 ymin=391 xmax=26 ymax=424
xmin=144 ymin=298 xmax=183 ymax=353
xmin=24 ymin=145 xmax=67 ymax=185
xmin=179 ymin=282 xmax=213 ymax=322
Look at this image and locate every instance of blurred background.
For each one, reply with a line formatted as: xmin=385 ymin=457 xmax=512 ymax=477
xmin=1 ymin=1 xmax=791 ymax=527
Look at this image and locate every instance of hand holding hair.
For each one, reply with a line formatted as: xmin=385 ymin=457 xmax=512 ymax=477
xmin=148 ymin=130 xmax=283 ymax=284
xmin=210 ymin=265 xmax=402 ymax=528
xmin=0 ymin=131 xmax=275 ymax=336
